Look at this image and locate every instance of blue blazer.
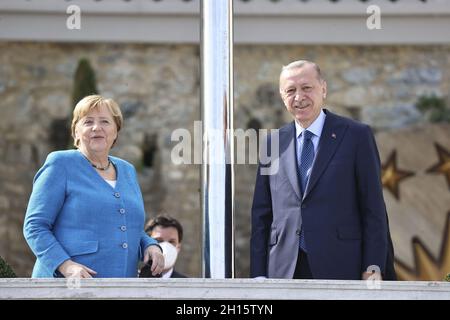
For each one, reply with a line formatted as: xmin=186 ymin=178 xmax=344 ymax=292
xmin=251 ymin=110 xmax=389 ymax=279
xmin=24 ymin=150 xmax=159 ymax=278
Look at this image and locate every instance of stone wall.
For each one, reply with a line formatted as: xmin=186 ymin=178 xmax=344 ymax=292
xmin=0 ymin=42 xmax=449 ymax=278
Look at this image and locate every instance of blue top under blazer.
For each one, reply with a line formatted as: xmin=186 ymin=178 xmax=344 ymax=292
xmin=24 ymin=150 xmax=159 ymax=278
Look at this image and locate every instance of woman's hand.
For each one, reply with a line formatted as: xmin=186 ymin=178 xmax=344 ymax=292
xmin=58 ymin=260 xmax=97 ymax=278
xmin=143 ymin=245 xmax=165 ymax=276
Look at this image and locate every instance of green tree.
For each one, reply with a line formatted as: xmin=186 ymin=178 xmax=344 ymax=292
xmin=72 ymin=58 xmax=98 ymax=107
xmin=0 ymin=256 xmax=16 ymax=278
xmin=416 ymin=94 xmax=450 ymax=123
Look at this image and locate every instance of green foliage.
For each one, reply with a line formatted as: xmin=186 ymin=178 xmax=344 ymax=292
xmin=416 ymin=94 xmax=450 ymax=123
xmin=445 ymin=273 xmax=450 ymax=282
xmin=72 ymin=58 xmax=98 ymax=107
xmin=0 ymin=256 xmax=17 ymax=278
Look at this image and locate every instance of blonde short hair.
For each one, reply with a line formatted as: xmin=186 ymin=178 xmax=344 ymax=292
xmin=71 ymin=95 xmax=123 ymax=148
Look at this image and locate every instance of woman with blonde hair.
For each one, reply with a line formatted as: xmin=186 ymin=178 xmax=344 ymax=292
xmin=24 ymin=95 xmax=164 ymax=278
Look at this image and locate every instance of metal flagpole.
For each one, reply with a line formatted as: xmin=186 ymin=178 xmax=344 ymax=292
xmin=200 ymin=0 xmax=234 ymax=278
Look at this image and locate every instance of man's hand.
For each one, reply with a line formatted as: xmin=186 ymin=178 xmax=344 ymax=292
xmin=58 ymin=260 xmax=97 ymax=278
xmin=362 ymin=271 xmax=383 ymax=281
xmin=144 ymin=245 xmax=165 ymax=276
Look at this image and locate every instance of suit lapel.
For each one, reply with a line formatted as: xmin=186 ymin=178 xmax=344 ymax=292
xmin=279 ymin=122 xmax=301 ymax=200
xmin=303 ymin=110 xmax=348 ymax=200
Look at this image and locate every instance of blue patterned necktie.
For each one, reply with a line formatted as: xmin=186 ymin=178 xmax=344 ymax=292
xmin=298 ymin=130 xmax=315 ymax=252
xmin=299 ymin=130 xmax=315 ymax=194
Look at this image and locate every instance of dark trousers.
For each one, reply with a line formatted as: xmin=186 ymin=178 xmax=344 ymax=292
xmin=294 ymin=249 xmax=313 ymax=279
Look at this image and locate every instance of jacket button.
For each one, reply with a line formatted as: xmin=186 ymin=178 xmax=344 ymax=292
xmin=119 ymin=208 xmax=125 ymax=214
xmin=120 ymin=226 xmax=127 ymax=232
xmin=296 ymin=229 xmax=301 ymax=236
xmin=122 ymin=242 xmax=128 ymax=249
xmin=114 ymin=192 xmax=120 ymax=198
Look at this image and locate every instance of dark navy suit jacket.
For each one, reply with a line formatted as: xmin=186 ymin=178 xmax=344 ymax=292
xmin=251 ymin=110 xmax=394 ymax=279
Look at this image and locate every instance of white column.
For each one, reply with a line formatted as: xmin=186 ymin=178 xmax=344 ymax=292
xmin=200 ymin=0 xmax=234 ymax=278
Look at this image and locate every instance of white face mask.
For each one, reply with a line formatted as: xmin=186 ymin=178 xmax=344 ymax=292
xmin=159 ymin=241 xmax=178 ymax=270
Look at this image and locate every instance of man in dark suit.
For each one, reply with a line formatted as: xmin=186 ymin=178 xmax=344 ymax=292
xmin=145 ymin=215 xmax=187 ymax=278
xmin=250 ymin=60 xmax=396 ymax=280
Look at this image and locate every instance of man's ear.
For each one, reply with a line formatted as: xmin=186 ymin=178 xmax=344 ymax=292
xmin=322 ymin=80 xmax=327 ymax=99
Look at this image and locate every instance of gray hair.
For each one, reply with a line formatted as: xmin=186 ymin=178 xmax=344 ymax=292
xmin=281 ymin=60 xmax=324 ymax=81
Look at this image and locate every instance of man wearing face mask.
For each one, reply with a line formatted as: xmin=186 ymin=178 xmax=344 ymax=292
xmin=144 ymin=215 xmax=187 ymax=278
